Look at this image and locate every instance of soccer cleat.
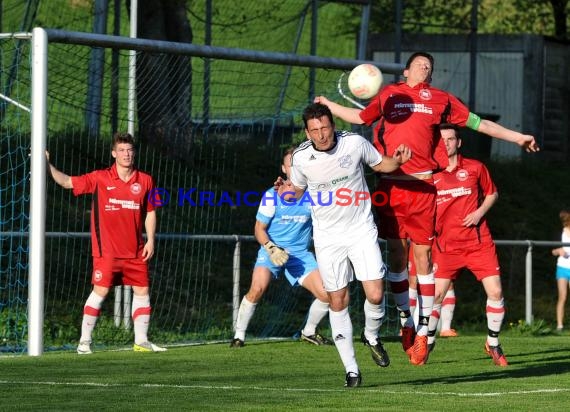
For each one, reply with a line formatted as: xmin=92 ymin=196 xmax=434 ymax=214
xmin=300 ymin=332 xmax=333 ymax=346
xmin=440 ymin=329 xmax=458 ymax=337
xmin=485 ymin=342 xmax=508 ymax=367
xmin=133 ymin=342 xmax=167 ymax=352
xmin=360 ymin=331 xmax=390 ymax=367
xmin=229 ymin=338 xmax=245 ymax=348
xmin=401 ymin=325 xmax=416 ymax=352
xmin=407 ymin=335 xmax=428 ymax=365
xmin=344 ymin=371 xmax=362 ymax=388
xmin=423 ymin=341 xmax=436 ymax=364
xmin=77 ymin=341 xmax=92 ymax=355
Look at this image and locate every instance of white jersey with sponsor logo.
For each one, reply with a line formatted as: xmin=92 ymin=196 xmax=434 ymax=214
xmin=290 ymin=131 xmax=382 ymax=241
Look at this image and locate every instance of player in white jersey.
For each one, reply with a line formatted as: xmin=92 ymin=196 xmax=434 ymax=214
xmin=230 ymin=148 xmax=331 ymax=348
xmin=276 ymin=103 xmax=411 ymax=387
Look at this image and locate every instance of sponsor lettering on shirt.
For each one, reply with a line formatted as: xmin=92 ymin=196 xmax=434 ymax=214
xmin=279 ymin=214 xmax=310 ymax=224
xmin=106 ymin=197 xmax=140 ymax=210
xmin=393 ymin=103 xmax=433 ymax=114
xmin=436 ymin=186 xmax=472 ymax=200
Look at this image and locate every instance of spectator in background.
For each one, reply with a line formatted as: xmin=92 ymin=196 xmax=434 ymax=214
xmin=552 ymin=209 xmax=570 ymax=333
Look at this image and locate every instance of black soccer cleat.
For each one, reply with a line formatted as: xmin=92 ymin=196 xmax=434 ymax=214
xmin=344 ymin=371 xmax=362 ymax=388
xmin=229 ymin=338 xmax=245 ymax=348
xmin=361 ymin=330 xmax=390 ymax=367
xmin=300 ymin=332 xmax=333 ymax=346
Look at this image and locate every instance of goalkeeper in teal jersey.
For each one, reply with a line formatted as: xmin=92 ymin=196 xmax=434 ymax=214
xmin=230 ymin=147 xmax=331 ymax=348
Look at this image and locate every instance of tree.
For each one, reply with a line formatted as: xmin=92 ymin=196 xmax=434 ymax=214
xmin=126 ymin=0 xmax=194 ymax=158
xmin=351 ymin=0 xmax=568 ymax=39
xmin=548 ymin=0 xmax=568 ymax=38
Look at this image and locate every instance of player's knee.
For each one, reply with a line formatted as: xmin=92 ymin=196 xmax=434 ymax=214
xmin=246 ymin=286 xmax=266 ymax=303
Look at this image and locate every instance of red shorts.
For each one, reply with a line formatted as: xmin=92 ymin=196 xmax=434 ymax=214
xmin=373 ymin=178 xmax=436 ymax=245
xmin=92 ymin=256 xmax=149 ymax=288
xmin=432 ymin=241 xmax=500 ymax=281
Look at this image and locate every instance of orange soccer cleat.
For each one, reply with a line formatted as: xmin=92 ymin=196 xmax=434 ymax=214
xmin=407 ymin=335 xmax=428 ymax=365
xmin=485 ymin=342 xmax=509 ymax=367
xmin=439 ymin=329 xmax=458 ymax=338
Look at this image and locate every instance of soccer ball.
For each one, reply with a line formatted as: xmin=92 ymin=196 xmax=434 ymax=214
xmin=348 ymin=64 xmax=383 ymax=99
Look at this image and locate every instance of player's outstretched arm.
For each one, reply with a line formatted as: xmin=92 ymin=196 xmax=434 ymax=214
xmin=45 ymin=151 xmax=73 ymax=189
xmin=314 ymin=95 xmax=364 ymax=125
xmin=142 ymin=210 xmax=156 ymax=262
xmin=477 ymin=119 xmax=539 ymax=153
xmin=371 ymin=144 xmax=412 ymax=173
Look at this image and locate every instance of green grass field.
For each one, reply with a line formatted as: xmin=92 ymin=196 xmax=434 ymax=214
xmin=1 ymin=333 xmax=569 ymax=411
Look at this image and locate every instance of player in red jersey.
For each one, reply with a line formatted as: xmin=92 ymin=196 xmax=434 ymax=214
xmin=424 ymin=124 xmax=507 ymax=366
xmin=47 ymin=132 xmax=166 ymax=354
xmin=315 ymin=52 xmax=537 ymax=365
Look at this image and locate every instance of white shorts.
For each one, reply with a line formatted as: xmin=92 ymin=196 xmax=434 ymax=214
xmin=314 ymin=225 xmax=386 ymax=292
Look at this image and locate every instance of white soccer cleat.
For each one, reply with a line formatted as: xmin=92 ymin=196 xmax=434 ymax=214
xmin=133 ymin=341 xmax=167 ymax=352
xmin=77 ymin=341 xmax=92 ymax=355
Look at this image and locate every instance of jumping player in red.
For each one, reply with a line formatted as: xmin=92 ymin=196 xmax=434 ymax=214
xmin=47 ymin=132 xmax=166 ymax=354
xmin=425 ymin=124 xmax=507 ymax=366
xmin=315 ymin=51 xmax=537 ymax=365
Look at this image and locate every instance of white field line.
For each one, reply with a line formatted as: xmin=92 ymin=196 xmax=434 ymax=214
xmin=0 ymin=380 xmax=568 ymax=397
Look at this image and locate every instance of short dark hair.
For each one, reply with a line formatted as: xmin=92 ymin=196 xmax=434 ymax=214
xmin=112 ymin=132 xmax=135 ymax=149
xmin=302 ymin=103 xmax=334 ymax=129
xmin=560 ymin=210 xmax=570 ymax=227
xmin=405 ymin=52 xmax=435 ymax=71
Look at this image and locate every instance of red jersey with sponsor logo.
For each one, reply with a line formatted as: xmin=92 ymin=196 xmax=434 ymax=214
xmin=71 ymin=164 xmax=155 ymax=258
xmin=434 ymin=155 xmax=496 ymax=252
xmin=359 ymin=82 xmax=470 ymax=174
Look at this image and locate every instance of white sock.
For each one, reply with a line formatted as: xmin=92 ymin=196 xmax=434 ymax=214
xmin=440 ymin=288 xmax=456 ymax=331
xmin=302 ymin=299 xmax=329 ymax=337
xmin=409 ymin=286 xmax=418 ymax=327
xmin=234 ymin=296 xmax=257 ymax=341
xmin=132 ymin=294 xmax=151 ymax=345
xmin=486 ymin=298 xmax=505 ymax=346
xmin=363 ymin=299 xmax=385 ymax=345
xmin=329 ymin=307 xmax=358 ymax=374
xmin=416 ymin=272 xmax=435 ymax=336
xmin=387 ymin=270 xmax=412 ymax=328
xmin=80 ymin=291 xmax=105 ymax=343
xmin=427 ymin=303 xmax=441 ymax=346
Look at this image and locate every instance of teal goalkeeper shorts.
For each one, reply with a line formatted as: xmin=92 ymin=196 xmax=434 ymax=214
xmin=254 ymin=248 xmax=318 ymax=287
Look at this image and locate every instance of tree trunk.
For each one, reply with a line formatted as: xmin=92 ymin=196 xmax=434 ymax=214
xmin=549 ymin=0 xmax=568 ymax=39
xmin=127 ymin=0 xmax=194 ymax=159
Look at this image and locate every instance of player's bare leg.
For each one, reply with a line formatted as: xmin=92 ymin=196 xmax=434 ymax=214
xmin=299 ymin=270 xmax=331 ymax=345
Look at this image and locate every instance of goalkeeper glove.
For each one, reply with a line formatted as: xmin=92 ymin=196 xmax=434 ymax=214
xmin=263 ymin=241 xmax=289 ymax=266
